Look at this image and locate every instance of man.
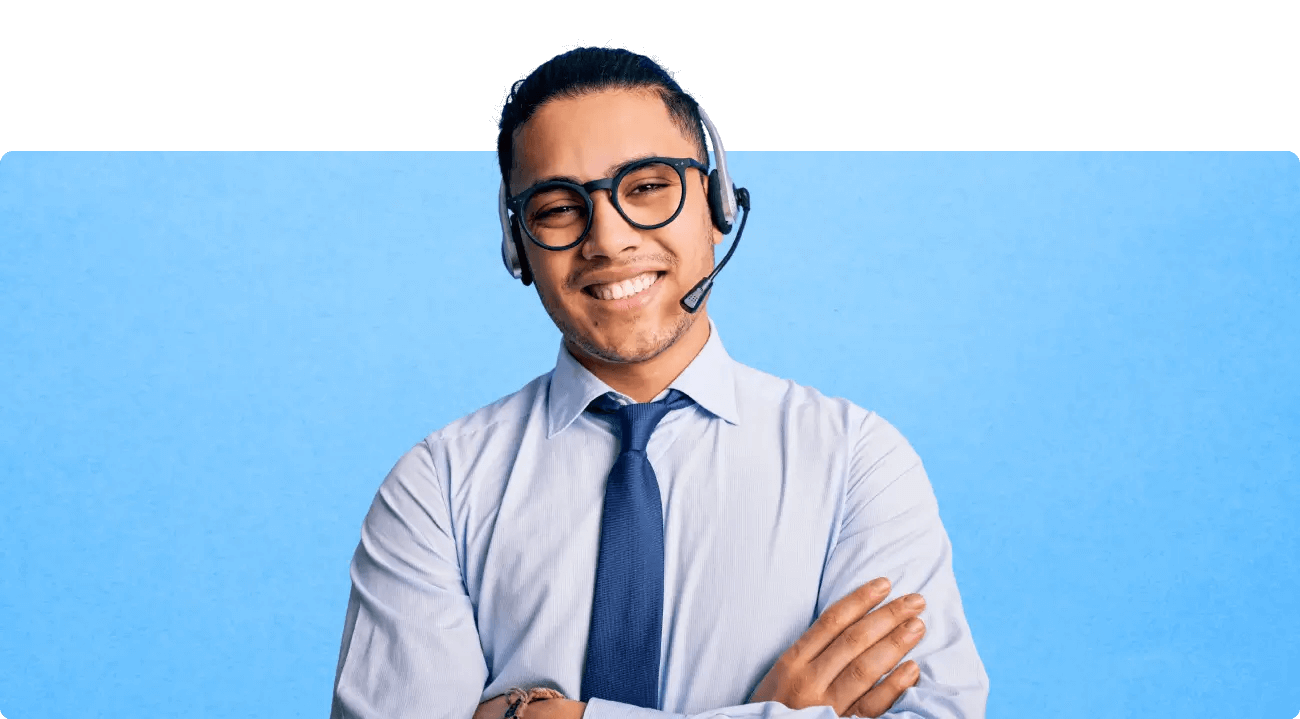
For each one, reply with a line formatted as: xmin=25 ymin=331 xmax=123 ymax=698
xmin=330 ymin=48 xmax=988 ymax=719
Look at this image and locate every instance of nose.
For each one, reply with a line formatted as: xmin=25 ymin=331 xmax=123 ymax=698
xmin=580 ymin=189 xmax=641 ymax=260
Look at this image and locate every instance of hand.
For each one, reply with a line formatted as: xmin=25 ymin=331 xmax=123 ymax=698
xmin=748 ymin=578 xmax=926 ymax=718
xmin=474 ymin=694 xmax=586 ymax=719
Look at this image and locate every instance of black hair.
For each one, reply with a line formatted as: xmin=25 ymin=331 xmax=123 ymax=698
xmin=496 ymin=47 xmax=710 ymax=192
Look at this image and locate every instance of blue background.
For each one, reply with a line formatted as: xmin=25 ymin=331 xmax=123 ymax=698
xmin=1 ymin=152 xmax=1297 ymax=718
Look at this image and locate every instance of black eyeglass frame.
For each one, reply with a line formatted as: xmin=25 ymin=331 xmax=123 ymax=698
xmin=506 ymin=156 xmax=709 ymax=251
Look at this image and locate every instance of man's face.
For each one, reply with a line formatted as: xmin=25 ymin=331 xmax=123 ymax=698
xmin=509 ymin=88 xmax=722 ymax=366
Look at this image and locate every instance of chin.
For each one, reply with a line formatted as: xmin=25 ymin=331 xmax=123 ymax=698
xmin=565 ymin=313 xmax=697 ymax=365
xmin=574 ymin=328 xmax=673 ymax=364
xmin=536 ymin=275 xmax=704 ymax=365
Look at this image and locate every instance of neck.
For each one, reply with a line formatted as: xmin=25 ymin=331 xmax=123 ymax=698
xmin=567 ymin=314 xmax=711 ymax=403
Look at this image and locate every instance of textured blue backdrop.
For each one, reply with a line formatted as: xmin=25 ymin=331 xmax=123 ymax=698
xmin=1 ymin=152 xmax=1297 ymax=718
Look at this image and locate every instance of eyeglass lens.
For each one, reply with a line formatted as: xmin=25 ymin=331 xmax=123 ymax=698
xmin=523 ymin=161 xmax=685 ymax=249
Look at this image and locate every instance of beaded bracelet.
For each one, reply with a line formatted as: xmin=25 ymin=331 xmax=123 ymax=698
xmin=503 ymin=687 xmax=566 ymax=719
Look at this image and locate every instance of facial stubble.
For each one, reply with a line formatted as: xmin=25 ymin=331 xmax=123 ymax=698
xmin=537 ymin=227 xmax=715 ymax=365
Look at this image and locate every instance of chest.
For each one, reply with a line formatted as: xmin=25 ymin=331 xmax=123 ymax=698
xmin=448 ymin=409 xmax=851 ymax=702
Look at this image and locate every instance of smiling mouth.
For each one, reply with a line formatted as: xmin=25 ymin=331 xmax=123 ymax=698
xmin=583 ymin=271 xmax=665 ymax=301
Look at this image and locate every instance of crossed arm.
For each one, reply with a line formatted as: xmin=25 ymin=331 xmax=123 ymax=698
xmin=473 ymin=577 xmax=932 ymax=719
xmin=330 ymin=419 xmax=988 ymax=719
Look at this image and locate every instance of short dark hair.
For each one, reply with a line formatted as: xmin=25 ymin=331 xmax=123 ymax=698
xmin=496 ymin=47 xmax=710 ymax=191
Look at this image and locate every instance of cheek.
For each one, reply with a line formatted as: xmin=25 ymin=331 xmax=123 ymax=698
xmin=701 ymin=208 xmax=721 ymax=246
xmin=687 ymin=181 xmax=721 ymax=245
xmin=525 ymin=248 xmax=577 ymax=303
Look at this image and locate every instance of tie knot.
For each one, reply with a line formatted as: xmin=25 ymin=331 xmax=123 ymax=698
xmin=588 ymin=389 xmax=695 ymax=452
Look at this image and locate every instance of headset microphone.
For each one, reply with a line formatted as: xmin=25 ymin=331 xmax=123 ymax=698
xmin=680 ymin=186 xmax=750 ymax=313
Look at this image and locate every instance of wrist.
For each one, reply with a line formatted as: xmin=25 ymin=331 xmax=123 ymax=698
xmin=527 ymin=698 xmax=586 ymax=719
xmin=501 ymin=687 xmax=582 ymax=719
xmin=561 ymin=699 xmax=588 ymax=719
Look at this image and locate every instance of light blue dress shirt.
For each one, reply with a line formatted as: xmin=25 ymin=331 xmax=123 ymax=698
xmin=330 ymin=319 xmax=988 ymax=719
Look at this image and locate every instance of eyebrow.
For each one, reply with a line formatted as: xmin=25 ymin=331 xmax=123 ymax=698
xmin=525 ymin=152 xmax=662 ymax=189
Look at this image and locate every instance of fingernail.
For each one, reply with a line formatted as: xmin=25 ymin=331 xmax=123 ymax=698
xmin=870 ymin=578 xmax=890 ymax=594
xmin=904 ymin=618 xmax=924 ymax=634
xmin=905 ymin=594 xmax=925 ymax=609
xmin=905 ymin=662 xmax=920 ymax=678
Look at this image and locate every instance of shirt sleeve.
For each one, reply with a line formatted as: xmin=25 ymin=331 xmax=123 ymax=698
xmin=584 ymin=415 xmax=988 ymax=719
xmin=330 ymin=440 xmax=488 ymax=719
xmin=819 ymin=412 xmax=989 ymax=718
xmin=584 ymin=699 xmax=875 ymax=719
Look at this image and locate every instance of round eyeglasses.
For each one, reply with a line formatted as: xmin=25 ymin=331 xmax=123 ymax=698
xmin=506 ymin=156 xmax=709 ymax=251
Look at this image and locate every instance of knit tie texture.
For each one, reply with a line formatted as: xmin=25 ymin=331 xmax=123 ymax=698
xmin=579 ymin=389 xmax=695 ymax=707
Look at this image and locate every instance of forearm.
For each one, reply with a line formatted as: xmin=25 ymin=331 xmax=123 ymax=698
xmin=820 ymin=414 xmax=988 ymax=718
xmin=583 ymin=698 xmax=866 ymax=719
xmin=483 ymin=697 xmax=847 ymax=719
xmin=332 ymin=441 xmax=490 ymax=719
xmin=476 ymin=695 xmax=587 ymax=719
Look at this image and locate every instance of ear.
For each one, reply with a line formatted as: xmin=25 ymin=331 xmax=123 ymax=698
xmin=511 ymin=217 xmax=534 ymax=286
xmin=696 ymin=172 xmax=724 ymax=246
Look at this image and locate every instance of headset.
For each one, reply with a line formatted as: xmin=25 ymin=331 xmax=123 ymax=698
xmin=497 ymin=105 xmax=751 ymax=313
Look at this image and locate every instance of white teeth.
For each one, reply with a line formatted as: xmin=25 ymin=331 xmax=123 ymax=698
xmin=590 ymin=272 xmax=658 ymax=301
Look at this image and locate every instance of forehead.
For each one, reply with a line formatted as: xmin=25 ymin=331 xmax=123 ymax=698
xmin=510 ymin=88 xmax=698 ymax=192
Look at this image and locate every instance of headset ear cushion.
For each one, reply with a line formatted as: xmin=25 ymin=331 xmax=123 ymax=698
xmin=511 ymin=217 xmax=533 ymax=286
xmin=707 ymin=169 xmax=733 ymax=235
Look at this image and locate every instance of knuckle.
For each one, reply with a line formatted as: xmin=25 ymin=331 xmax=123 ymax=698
xmin=785 ymin=678 xmax=817 ymax=707
xmin=832 ymin=603 xmax=863 ymax=624
xmin=849 ymin=695 xmax=885 ymax=719
xmin=840 ymin=624 xmax=867 ymax=647
xmin=845 ymin=660 xmax=873 ymax=685
xmin=827 ymin=604 xmax=856 ymax=627
xmin=822 ymin=608 xmax=846 ymax=628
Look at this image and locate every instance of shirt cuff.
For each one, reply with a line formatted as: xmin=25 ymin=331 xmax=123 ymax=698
xmin=583 ymin=698 xmax=688 ymax=719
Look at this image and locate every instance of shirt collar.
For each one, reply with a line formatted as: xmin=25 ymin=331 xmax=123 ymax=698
xmin=546 ymin=316 xmax=741 ymax=438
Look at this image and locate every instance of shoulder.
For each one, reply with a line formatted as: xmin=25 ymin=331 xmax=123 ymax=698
xmin=382 ymin=370 xmax=552 ymax=487
xmin=422 ymin=370 xmax=551 ymax=446
xmin=382 ymin=369 xmax=551 ymax=475
xmin=730 ymin=360 xmax=876 ymax=432
xmin=732 ymin=359 xmax=918 ymax=466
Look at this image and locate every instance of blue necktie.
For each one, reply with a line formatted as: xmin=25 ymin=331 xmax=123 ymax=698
xmin=580 ymin=389 xmax=695 ymax=707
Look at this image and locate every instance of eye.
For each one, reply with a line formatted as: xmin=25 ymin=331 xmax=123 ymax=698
xmin=525 ymin=186 xmax=588 ymax=226
xmin=528 ymin=200 xmax=589 ymax=230
xmin=629 ymin=181 xmax=670 ymax=195
xmin=535 ymin=204 xmax=579 ymax=219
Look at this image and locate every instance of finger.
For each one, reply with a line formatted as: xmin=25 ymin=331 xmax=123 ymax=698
xmin=809 ymin=592 xmax=925 ymax=679
xmin=825 ymin=616 xmax=926 ymax=711
xmin=783 ymin=578 xmax=893 ymax=664
xmin=847 ymin=660 xmax=922 ymax=718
